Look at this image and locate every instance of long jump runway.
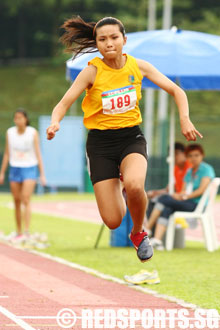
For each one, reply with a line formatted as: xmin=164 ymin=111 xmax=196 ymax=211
xmin=0 ymin=243 xmax=215 ymax=330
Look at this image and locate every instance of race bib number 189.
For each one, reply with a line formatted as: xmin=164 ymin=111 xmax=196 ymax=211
xmin=101 ymin=85 xmax=137 ymax=115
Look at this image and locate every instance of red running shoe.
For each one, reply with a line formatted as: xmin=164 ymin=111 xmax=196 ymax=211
xmin=130 ymin=230 xmax=153 ymax=263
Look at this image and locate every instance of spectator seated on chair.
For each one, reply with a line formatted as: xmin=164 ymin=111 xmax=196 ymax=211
xmin=146 ymin=142 xmax=191 ymax=236
xmin=146 ymin=144 xmax=215 ymax=251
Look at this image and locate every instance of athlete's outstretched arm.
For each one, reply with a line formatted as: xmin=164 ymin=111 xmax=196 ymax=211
xmin=47 ymin=65 xmax=96 ymax=140
xmin=136 ymin=59 xmax=203 ymax=141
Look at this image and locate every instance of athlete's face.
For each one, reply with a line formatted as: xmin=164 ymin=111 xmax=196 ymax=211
xmin=14 ymin=112 xmax=27 ymax=128
xmin=96 ymin=24 xmax=127 ymax=59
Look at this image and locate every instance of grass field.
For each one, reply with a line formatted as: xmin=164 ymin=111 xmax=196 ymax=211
xmin=0 ymin=192 xmax=220 ymax=313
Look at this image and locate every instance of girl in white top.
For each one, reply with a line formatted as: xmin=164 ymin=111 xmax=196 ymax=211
xmin=0 ymin=109 xmax=46 ymax=242
xmin=7 ymin=125 xmax=39 ymax=168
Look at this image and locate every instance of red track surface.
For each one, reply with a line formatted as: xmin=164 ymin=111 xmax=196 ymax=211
xmin=0 ymin=243 xmax=216 ymax=330
xmin=1 ymin=200 xmax=219 ymax=329
xmin=32 ymin=201 xmax=103 ymax=224
xmin=32 ymin=200 xmax=220 ymax=242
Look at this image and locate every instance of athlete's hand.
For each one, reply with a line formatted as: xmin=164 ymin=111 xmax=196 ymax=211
xmin=46 ymin=122 xmax=60 ymax=140
xmin=180 ymin=118 xmax=203 ymax=141
xmin=0 ymin=173 xmax=5 ymax=185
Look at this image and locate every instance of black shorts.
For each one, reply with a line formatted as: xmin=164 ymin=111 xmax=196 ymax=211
xmin=86 ymin=125 xmax=148 ymax=185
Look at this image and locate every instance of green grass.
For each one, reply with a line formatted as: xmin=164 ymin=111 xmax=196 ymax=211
xmin=0 ymin=63 xmax=70 ymax=116
xmin=0 ymin=192 xmax=95 ymax=204
xmin=0 ymin=192 xmax=220 ymax=312
xmin=0 ymin=63 xmax=72 ymax=151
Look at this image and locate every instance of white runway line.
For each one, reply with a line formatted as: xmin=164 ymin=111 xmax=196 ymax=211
xmin=0 ymin=296 xmax=9 ymax=298
xmin=0 ymin=306 xmax=37 ymax=330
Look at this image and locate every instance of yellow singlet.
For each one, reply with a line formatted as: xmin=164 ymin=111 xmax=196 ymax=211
xmin=82 ymin=54 xmax=143 ymax=130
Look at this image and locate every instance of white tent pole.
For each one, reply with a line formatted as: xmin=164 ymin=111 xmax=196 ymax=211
xmin=163 ymin=0 xmax=172 ymax=29
xmin=163 ymin=0 xmax=175 ymax=194
xmin=148 ymin=0 xmax=156 ymax=30
xmin=168 ymin=100 xmax=175 ymax=194
xmin=157 ymin=0 xmax=172 ymax=156
xmin=145 ymin=0 xmax=156 ymax=156
xmin=157 ymin=91 xmax=168 ymax=156
xmin=144 ymin=89 xmax=154 ymax=155
xmin=163 ymin=0 xmax=174 ymax=193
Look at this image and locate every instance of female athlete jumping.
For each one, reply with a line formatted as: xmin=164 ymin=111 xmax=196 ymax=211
xmin=47 ymin=17 xmax=202 ymax=262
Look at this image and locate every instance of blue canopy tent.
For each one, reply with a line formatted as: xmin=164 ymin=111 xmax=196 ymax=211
xmin=66 ymin=28 xmax=220 ymax=192
xmin=67 ymin=28 xmax=220 ymax=90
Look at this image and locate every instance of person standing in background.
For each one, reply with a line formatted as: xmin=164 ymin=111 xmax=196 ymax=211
xmin=0 ymin=109 xmax=46 ymax=243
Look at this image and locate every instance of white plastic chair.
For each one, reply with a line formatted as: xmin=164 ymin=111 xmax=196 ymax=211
xmin=166 ymin=178 xmax=220 ymax=252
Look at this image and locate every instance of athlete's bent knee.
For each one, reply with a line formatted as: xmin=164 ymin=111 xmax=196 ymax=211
xmin=125 ymin=181 xmax=145 ymax=199
xmin=101 ymin=214 xmax=124 ymax=230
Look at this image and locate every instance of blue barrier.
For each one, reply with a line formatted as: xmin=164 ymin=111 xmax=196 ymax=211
xmin=110 ymin=208 xmax=133 ymax=247
xmin=39 ymin=116 xmax=85 ymax=191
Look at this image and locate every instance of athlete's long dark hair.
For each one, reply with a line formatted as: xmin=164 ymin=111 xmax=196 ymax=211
xmin=60 ymin=16 xmax=125 ymax=58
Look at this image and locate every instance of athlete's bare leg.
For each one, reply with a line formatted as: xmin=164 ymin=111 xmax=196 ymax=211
xmin=94 ymin=178 xmax=126 ymax=229
xmin=120 ymin=153 xmax=148 ymax=234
